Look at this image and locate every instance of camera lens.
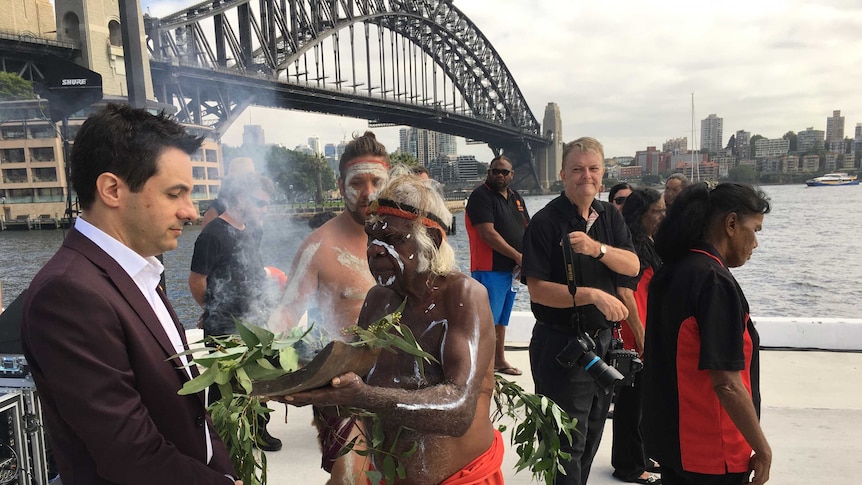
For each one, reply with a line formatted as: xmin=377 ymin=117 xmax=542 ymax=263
xmin=578 ymin=350 xmax=624 ymax=394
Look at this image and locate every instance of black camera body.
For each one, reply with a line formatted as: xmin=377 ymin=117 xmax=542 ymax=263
xmin=606 ymin=338 xmax=643 ymax=387
xmin=555 ymin=330 xmax=624 ymax=395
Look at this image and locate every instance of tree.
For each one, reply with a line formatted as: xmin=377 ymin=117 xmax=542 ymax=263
xmin=266 ymin=145 xmax=336 ymax=203
xmin=390 ymin=151 xmax=419 ymax=168
xmin=749 ymin=134 xmax=765 ymax=159
xmin=0 ymin=72 xmax=34 ymax=101
xmin=783 ymin=131 xmax=797 ymax=152
xmin=727 ymin=164 xmax=757 ymax=183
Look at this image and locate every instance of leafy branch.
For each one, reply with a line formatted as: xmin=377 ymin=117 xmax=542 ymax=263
xmin=174 ymin=300 xmax=434 ymax=485
xmin=493 ymin=375 xmax=579 ymax=484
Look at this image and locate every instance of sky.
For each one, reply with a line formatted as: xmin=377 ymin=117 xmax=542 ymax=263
xmin=140 ymin=0 xmax=862 ymax=159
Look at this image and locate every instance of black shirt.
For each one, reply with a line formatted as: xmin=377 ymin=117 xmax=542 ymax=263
xmin=521 ymin=194 xmax=634 ymax=332
xmin=190 ymin=218 xmax=270 ymax=335
xmin=642 ymin=243 xmax=761 ymax=474
xmin=465 ymin=182 xmax=531 ymax=272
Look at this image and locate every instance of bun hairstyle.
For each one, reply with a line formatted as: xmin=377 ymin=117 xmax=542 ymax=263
xmin=655 ymin=182 xmax=771 ymax=262
xmin=338 ymin=130 xmax=390 ymax=178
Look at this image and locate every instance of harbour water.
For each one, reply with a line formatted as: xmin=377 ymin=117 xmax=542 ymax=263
xmin=2 ymin=184 xmax=861 ymax=327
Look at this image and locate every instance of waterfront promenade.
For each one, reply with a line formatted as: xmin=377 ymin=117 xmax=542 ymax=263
xmin=187 ymin=323 xmax=862 ymax=485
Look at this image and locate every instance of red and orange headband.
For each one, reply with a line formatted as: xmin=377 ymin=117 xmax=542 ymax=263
xmin=367 ymin=198 xmax=450 ymax=238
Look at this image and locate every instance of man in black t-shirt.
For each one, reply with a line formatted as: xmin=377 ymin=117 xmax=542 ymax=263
xmin=465 ymin=155 xmax=530 ymax=375
xmin=521 ymin=137 xmax=638 ymax=485
xmin=189 ymin=172 xmax=283 ymax=451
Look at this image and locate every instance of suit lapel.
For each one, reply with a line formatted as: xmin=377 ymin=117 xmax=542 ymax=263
xmin=64 ymin=230 xmax=193 ymax=382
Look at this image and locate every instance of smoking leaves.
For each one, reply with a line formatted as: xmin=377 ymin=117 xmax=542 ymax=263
xmin=493 ymin=375 xmax=578 ymax=484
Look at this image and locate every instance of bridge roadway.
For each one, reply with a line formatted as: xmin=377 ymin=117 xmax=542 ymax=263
xmin=185 ymin=316 xmax=862 ymax=485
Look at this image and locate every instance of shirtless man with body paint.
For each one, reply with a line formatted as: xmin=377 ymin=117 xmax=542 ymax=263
xmin=285 ymin=171 xmax=502 ymax=485
xmin=267 ymin=131 xmax=389 ymax=484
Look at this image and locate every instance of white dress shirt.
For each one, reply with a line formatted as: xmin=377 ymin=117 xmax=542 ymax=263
xmin=74 ymin=217 xmax=214 ymax=463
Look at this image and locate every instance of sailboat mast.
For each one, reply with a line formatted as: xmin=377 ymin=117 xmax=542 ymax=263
xmin=691 ymin=92 xmax=698 ymax=182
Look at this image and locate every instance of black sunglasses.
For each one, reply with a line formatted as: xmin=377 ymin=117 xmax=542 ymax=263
xmin=613 ymin=196 xmax=628 ymax=205
xmin=490 ymin=168 xmax=512 ymax=176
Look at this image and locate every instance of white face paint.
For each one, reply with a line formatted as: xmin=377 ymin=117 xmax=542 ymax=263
xmin=343 ymin=161 xmax=388 ymax=212
xmin=370 ymin=238 xmax=404 ymax=274
xmin=377 ymin=275 xmax=396 ymax=287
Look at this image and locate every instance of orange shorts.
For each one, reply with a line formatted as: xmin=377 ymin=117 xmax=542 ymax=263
xmin=440 ymin=429 xmax=505 ymax=485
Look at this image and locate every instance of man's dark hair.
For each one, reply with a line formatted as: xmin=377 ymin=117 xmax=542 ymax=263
xmin=337 ymin=131 xmax=389 ymax=179
xmin=608 ymin=182 xmax=632 ymax=202
xmin=411 ymin=165 xmax=429 ymax=176
xmin=71 ymin=103 xmax=203 ymax=210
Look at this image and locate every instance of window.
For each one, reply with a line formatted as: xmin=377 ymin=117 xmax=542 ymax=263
xmin=32 ymin=168 xmax=58 ymax=182
xmin=29 ymin=125 xmax=56 ymax=139
xmin=207 ymin=168 xmax=220 ymax=180
xmin=1 ymin=149 xmax=25 ymax=164
xmin=62 ymin=12 xmax=81 ymax=42
xmin=30 ymin=147 xmax=55 ymax=162
xmin=1 ymin=126 xmax=26 ymax=140
xmin=192 ymin=167 xmax=206 ymax=179
xmin=2 ymin=169 xmax=28 ymax=183
xmin=108 ymin=20 xmax=122 ymax=46
xmin=35 ymin=187 xmax=64 ymax=202
xmin=205 ymin=149 xmax=219 ymax=163
xmin=192 ymin=185 xmax=208 ymax=199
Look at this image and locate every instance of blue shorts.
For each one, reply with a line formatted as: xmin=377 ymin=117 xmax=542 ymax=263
xmin=471 ymin=271 xmax=517 ymax=327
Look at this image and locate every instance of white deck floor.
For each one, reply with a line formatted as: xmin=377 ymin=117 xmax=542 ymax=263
xmin=257 ymin=345 xmax=862 ymax=484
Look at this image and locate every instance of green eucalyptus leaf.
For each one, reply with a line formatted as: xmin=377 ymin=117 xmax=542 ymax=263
xmin=278 ymin=346 xmax=300 ymax=372
xmin=178 ymin=365 xmax=217 ymax=395
xmin=235 ymin=319 xmax=261 ymax=347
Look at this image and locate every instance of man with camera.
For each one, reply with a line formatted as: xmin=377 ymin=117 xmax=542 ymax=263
xmin=521 ymin=137 xmax=639 ymax=485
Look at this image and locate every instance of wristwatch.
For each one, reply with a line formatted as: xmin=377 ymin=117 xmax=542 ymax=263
xmin=595 ymin=243 xmax=607 ymax=260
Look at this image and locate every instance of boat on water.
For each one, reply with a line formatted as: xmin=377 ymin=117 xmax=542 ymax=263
xmin=805 ymin=172 xmax=859 ymax=187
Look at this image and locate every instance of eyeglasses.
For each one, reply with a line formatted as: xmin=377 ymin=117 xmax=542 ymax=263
xmin=613 ymin=196 xmax=628 ymax=205
xmin=490 ymin=168 xmax=512 ymax=176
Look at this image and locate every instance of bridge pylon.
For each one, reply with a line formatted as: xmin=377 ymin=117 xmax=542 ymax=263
xmin=536 ymin=102 xmax=563 ymax=193
xmin=54 ymin=0 xmax=154 ymax=99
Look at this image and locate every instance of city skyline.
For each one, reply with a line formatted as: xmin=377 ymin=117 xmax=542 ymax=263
xmin=141 ymin=0 xmax=862 ymax=159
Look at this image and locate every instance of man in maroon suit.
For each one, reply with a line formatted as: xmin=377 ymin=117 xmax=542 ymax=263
xmin=22 ymin=104 xmax=240 ymax=485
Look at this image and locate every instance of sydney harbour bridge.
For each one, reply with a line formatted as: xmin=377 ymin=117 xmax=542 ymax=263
xmin=0 ymin=0 xmax=563 ymax=190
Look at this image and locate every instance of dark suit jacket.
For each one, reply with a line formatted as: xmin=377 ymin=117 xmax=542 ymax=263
xmin=21 ymin=229 xmax=236 ymax=485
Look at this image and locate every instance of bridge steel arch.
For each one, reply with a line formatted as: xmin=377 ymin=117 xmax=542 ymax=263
xmin=146 ymin=0 xmax=551 ymax=189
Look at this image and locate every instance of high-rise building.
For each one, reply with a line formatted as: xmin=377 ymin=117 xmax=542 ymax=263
xmin=242 ymin=125 xmax=265 ymax=146
xmin=308 ymin=136 xmax=322 ymax=157
xmin=826 ymin=110 xmax=845 ymax=153
xmin=402 ymin=127 xmax=441 ymax=166
xmin=439 ymin=133 xmax=457 ymax=156
xmin=700 ymin=114 xmax=723 ymax=153
xmin=662 ymin=137 xmax=688 ymax=155
xmin=734 ymin=130 xmax=751 ymax=160
xmin=797 ymin=127 xmax=825 ymax=153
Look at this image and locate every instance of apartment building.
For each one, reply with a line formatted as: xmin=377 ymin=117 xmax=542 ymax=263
xmin=0 ymin=99 xmax=223 ymax=223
